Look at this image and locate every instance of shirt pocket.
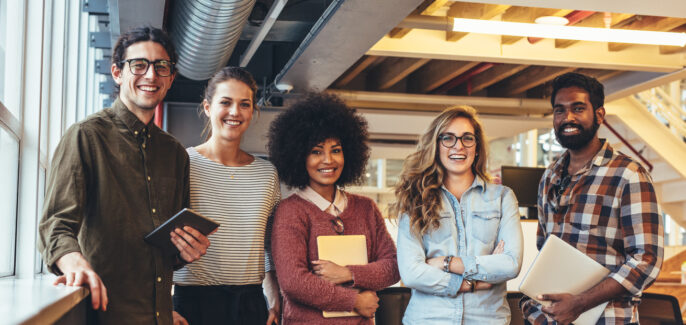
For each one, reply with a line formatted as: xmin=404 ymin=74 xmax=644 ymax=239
xmin=471 ymin=210 xmax=500 ymax=244
xmin=422 ymin=216 xmax=455 ymax=257
xmin=570 ymin=194 xmax=616 ymax=233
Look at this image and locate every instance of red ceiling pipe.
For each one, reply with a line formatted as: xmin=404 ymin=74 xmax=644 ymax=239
xmin=527 ymin=10 xmax=596 ymax=43
xmin=433 ymin=62 xmax=497 ymax=94
xmin=154 ymin=102 xmax=164 ymax=129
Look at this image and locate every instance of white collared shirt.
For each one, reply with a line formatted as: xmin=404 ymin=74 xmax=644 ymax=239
xmin=296 ymin=186 xmax=348 ymax=216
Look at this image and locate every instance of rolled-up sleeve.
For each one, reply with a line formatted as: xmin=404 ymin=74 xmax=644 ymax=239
xmin=397 ymin=214 xmax=462 ymax=297
xmin=609 ymin=168 xmax=663 ymax=295
xmin=37 ymin=125 xmax=91 ymax=274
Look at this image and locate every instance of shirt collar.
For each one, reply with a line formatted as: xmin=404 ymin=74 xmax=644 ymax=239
xmin=440 ymin=174 xmax=487 ymax=197
xmin=297 ymin=186 xmax=346 ymax=212
xmin=112 ymin=98 xmax=156 ymax=137
xmin=549 ymin=138 xmax=610 ymax=188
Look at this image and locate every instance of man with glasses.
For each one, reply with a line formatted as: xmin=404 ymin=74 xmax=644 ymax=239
xmin=39 ymin=26 xmax=211 ymax=325
xmin=520 ymin=72 xmax=663 ymax=325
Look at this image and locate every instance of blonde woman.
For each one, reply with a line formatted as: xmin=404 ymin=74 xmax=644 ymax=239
xmin=391 ymin=105 xmax=523 ymax=324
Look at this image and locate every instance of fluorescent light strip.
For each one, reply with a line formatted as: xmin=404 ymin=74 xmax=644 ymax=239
xmin=452 ymin=18 xmax=686 ymax=47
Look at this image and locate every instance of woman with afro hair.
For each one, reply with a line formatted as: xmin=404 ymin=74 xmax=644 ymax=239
xmin=268 ymin=92 xmax=400 ymax=324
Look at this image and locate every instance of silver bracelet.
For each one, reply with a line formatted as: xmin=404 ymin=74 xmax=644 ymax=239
xmin=443 ymin=256 xmax=452 ymax=273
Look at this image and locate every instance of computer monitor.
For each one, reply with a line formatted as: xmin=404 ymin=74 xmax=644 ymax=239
xmin=501 ymin=166 xmax=546 ymax=219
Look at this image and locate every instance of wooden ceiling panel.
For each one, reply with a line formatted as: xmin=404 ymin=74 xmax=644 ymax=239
xmin=494 ymin=65 xmax=576 ymax=96
xmin=388 ymin=0 xmax=450 ymax=38
xmin=468 ymin=64 xmax=529 ymax=93
xmin=410 ymin=60 xmax=479 ymax=93
xmin=369 ymin=57 xmax=431 ymax=90
xmin=334 ymin=55 xmax=379 ymax=88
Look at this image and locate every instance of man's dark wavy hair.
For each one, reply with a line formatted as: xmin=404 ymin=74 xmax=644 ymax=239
xmin=111 ymin=26 xmax=177 ymax=94
xmin=550 ymin=72 xmax=604 ymax=110
xmin=268 ymin=92 xmax=370 ymax=189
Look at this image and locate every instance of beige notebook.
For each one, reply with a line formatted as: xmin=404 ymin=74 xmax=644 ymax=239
xmin=519 ymin=234 xmax=610 ymax=325
xmin=317 ymin=235 xmax=368 ymax=318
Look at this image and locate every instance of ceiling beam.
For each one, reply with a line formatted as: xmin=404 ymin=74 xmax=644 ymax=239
xmin=369 ymin=29 xmax=685 ymax=72
xmin=495 ymin=65 xmax=576 ymax=96
xmin=467 ymin=64 xmax=530 ymax=93
xmin=328 ymin=89 xmax=552 ymax=115
xmin=389 ymin=0 xmax=451 ymax=38
xmin=608 ymin=16 xmax=686 ymax=51
xmin=370 ymin=57 xmax=431 ymax=90
xmin=445 ymin=2 xmax=510 ymax=42
xmin=410 ymin=61 xmax=479 ymax=93
xmin=334 ymin=56 xmax=379 ymax=88
xmin=274 ymin=0 xmax=425 ymax=92
xmin=575 ymin=69 xmax=626 ymax=82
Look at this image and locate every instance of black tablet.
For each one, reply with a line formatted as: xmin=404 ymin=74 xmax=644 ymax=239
xmin=144 ymin=208 xmax=220 ymax=255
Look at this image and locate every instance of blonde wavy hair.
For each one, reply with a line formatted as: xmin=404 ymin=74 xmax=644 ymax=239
xmin=389 ymin=105 xmax=491 ymax=238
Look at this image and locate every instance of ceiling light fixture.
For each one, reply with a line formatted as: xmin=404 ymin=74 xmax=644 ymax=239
xmin=534 ymin=16 xmax=569 ymax=26
xmin=452 ymin=18 xmax=686 ymax=47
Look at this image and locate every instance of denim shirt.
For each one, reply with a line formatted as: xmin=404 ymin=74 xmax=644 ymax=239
xmin=397 ymin=176 xmax=523 ymax=325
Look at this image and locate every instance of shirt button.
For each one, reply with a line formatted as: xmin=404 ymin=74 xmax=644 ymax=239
xmin=142 ymin=143 xmax=146 ymax=149
xmin=152 ymin=208 xmax=156 ymax=214
xmin=134 ymin=131 xmax=138 ymax=135
xmin=147 ymin=176 xmax=151 ymax=181
xmin=156 ymin=311 xmax=160 ymax=317
xmin=157 ymin=277 xmax=162 ymax=282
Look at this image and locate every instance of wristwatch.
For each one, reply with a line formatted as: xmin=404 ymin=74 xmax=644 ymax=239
xmin=443 ymin=256 xmax=452 ymax=273
xmin=464 ymin=279 xmax=475 ymax=292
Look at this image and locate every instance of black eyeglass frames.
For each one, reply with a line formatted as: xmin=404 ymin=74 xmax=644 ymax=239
xmin=438 ymin=133 xmax=476 ymax=148
xmin=120 ymin=58 xmax=175 ymax=77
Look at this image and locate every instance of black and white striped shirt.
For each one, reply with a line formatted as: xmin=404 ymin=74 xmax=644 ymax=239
xmin=173 ymin=147 xmax=280 ymax=285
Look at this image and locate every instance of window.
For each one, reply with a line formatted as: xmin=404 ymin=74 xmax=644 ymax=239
xmin=0 ymin=125 xmax=19 ymax=276
xmin=0 ymin=0 xmax=7 ymax=102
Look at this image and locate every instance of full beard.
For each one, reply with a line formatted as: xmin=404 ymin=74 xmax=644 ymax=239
xmin=554 ymin=115 xmax=600 ymax=150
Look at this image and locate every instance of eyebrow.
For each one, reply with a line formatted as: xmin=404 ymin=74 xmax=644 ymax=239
xmin=219 ymin=96 xmax=252 ymax=102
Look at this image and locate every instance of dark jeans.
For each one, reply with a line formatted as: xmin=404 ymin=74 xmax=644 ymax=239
xmin=173 ymin=284 xmax=269 ymax=325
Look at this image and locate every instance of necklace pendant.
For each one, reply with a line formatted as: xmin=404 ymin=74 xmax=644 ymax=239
xmin=230 ymin=175 xmax=234 ymax=179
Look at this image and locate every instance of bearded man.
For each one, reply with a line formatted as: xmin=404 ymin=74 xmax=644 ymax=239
xmin=519 ymin=72 xmax=663 ymax=325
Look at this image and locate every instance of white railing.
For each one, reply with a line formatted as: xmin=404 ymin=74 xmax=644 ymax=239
xmin=633 ymin=87 xmax=686 ymax=141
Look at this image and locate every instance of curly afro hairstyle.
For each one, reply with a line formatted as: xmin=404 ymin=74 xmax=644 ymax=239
xmin=268 ymin=92 xmax=370 ymax=189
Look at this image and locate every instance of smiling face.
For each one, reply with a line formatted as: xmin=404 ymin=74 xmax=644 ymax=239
xmin=203 ymin=79 xmax=254 ymax=143
xmin=553 ymin=86 xmax=604 ymax=151
xmin=112 ymin=41 xmax=175 ymax=112
xmin=438 ymin=117 xmax=477 ymax=179
xmin=306 ymin=138 xmax=344 ymax=196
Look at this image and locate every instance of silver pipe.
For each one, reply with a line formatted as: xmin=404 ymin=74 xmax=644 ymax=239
xmin=169 ymin=0 xmax=257 ymax=80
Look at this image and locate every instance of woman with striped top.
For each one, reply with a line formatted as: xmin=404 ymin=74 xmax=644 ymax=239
xmin=172 ymin=67 xmax=281 ymax=325
xmin=268 ymin=93 xmax=400 ymax=324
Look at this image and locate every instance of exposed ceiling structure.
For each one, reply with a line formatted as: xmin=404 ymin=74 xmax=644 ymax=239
xmin=104 ymin=0 xmax=686 ymax=120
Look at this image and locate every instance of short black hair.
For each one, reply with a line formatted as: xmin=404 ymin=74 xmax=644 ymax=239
xmin=268 ymin=92 xmax=370 ymax=189
xmin=550 ymin=72 xmax=604 ymax=110
xmin=111 ymin=26 xmax=177 ymax=94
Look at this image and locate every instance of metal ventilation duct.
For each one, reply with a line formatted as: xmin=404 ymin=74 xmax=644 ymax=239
xmin=169 ymin=0 xmax=256 ymax=80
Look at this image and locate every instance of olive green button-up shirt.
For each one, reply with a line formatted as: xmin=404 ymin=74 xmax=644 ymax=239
xmin=38 ymin=98 xmax=189 ymax=325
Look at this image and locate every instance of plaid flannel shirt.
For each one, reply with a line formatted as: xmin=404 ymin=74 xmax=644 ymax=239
xmin=520 ymin=139 xmax=663 ymax=324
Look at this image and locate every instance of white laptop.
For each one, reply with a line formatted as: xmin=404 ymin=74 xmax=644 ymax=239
xmin=317 ymin=235 xmax=368 ymax=318
xmin=519 ymin=234 xmax=610 ymax=325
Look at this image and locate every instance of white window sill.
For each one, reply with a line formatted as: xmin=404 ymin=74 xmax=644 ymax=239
xmin=0 ymin=275 xmax=89 ymax=325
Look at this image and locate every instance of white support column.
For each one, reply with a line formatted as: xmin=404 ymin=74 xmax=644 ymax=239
xmin=377 ymin=158 xmax=386 ymax=189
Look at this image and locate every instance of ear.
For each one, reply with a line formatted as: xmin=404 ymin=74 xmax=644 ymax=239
xmin=203 ymin=99 xmax=211 ymax=117
xmin=111 ymin=63 xmax=123 ymax=85
xmin=596 ymin=106 xmax=606 ymax=124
